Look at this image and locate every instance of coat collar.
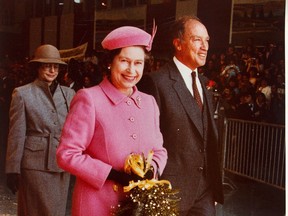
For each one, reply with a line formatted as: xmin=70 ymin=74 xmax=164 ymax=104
xmin=34 ymin=78 xmax=50 ymax=88
xmin=99 ymin=77 xmax=142 ymax=108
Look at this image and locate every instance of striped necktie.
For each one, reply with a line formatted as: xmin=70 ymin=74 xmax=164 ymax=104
xmin=192 ymin=71 xmax=203 ymax=111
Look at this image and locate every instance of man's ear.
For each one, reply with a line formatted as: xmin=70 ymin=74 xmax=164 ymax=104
xmin=173 ymin=38 xmax=181 ymax=51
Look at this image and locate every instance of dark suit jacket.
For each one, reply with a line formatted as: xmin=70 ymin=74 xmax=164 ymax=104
xmin=139 ymin=61 xmax=224 ymax=211
xmin=71 ymin=81 xmax=83 ymax=92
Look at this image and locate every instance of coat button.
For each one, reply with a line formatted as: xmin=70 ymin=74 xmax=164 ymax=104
xmin=129 ymin=117 xmax=135 ymax=122
xmin=198 ymin=167 xmax=204 ymax=172
xmin=126 ymin=100 xmax=132 ymax=106
xmin=131 ymin=134 xmax=137 ymax=139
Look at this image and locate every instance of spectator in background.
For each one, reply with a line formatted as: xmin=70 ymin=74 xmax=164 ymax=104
xmin=257 ymin=77 xmax=271 ymax=106
xmin=5 ymin=44 xmax=75 ymax=216
xmin=220 ymin=58 xmax=241 ymax=87
xmin=275 ymin=74 xmax=285 ymax=93
xmin=82 ymin=72 xmax=95 ymax=88
xmin=63 ymin=71 xmax=83 ymax=92
xmin=254 ymin=92 xmax=269 ymax=122
xmin=247 ymin=67 xmax=259 ymax=87
xmin=227 ymin=77 xmax=240 ymax=96
xmin=244 ymin=37 xmax=256 ymax=55
xmin=235 ymin=91 xmax=256 ymax=121
xmin=217 ymin=52 xmax=227 ymax=72
xmin=204 ymin=59 xmax=218 ymax=81
xmin=221 ymin=88 xmax=238 ymax=118
xmin=0 ymin=67 xmax=15 ymax=107
xmin=270 ymin=83 xmax=285 ymax=124
xmin=84 ymin=50 xmax=99 ymax=65
xmin=277 ymin=58 xmax=285 ymax=77
xmin=263 ymin=42 xmax=277 ymax=68
xmin=0 ymin=66 xmax=15 ymax=163
xmin=246 ymin=57 xmax=263 ymax=74
xmin=84 ymin=61 xmax=103 ymax=85
xmin=225 ymin=44 xmax=236 ymax=63
xmin=239 ymin=73 xmax=255 ymax=95
xmin=63 ymin=58 xmax=83 ymax=92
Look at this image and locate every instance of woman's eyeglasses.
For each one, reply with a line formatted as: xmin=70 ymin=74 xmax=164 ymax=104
xmin=41 ymin=63 xmax=60 ymax=70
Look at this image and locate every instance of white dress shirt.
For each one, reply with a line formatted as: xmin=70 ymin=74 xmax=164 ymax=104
xmin=173 ymin=56 xmax=203 ymax=102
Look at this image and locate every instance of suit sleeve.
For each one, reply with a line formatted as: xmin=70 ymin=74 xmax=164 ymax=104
xmin=138 ymin=74 xmax=161 ymax=110
xmin=150 ymin=96 xmax=167 ymax=176
xmin=5 ymin=89 xmax=26 ymax=174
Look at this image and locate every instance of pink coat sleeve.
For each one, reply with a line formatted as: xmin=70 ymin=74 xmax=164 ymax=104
xmin=56 ymin=89 xmax=111 ymax=190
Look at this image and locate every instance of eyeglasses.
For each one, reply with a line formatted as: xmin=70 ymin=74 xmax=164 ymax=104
xmin=41 ymin=63 xmax=60 ymax=70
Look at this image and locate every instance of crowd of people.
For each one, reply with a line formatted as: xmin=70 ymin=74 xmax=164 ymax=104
xmin=200 ymin=40 xmax=285 ymax=124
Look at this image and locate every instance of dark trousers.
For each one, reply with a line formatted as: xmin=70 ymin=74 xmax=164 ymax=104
xmin=180 ymin=174 xmax=216 ymax=216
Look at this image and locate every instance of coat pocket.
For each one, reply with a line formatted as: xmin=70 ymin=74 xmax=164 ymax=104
xmin=22 ymin=137 xmax=47 ymax=170
xmin=25 ymin=140 xmax=46 ymax=151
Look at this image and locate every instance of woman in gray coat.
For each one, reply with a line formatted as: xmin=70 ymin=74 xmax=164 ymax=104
xmin=5 ymin=44 xmax=75 ymax=216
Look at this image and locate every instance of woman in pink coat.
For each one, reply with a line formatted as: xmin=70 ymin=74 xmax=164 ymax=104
xmin=56 ymin=25 xmax=167 ymax=216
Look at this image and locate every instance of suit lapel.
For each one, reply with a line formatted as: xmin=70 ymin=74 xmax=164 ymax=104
xmin=168 ymin=63 xmax=204 ymax=137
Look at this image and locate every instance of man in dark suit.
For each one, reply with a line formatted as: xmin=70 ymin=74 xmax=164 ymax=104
xmin=63 ymin=58 xmax=83 ymax=92
xmin=139 ymin=16 xmax=224 ymax=215
xmin=63 ymin=71 xmax=83 ymax=92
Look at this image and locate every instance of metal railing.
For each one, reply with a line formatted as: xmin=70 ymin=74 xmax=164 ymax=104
xmin=221 ymin=118 xmax=285 ymax=190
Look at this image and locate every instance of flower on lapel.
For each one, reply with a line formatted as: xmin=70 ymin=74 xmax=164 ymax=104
xmin=206 ymin=80 xmax=216 ymax=91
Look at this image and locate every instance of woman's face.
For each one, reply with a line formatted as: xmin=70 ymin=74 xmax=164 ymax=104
xmin=38 ymin=63 xmax=59 ymax=85
xmin=110 ymin=46 xmax=145 ymax=96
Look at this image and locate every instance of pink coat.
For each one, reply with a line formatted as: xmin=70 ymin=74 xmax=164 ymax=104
xmin=56 ymin=78 xmax=167 ymax=216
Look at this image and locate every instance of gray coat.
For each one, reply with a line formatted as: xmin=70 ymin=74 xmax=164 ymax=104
xmin=6 ymin=79 xmax=75 ymax=173
xmin=139 ymin=61 xmax=224 ymax=211
xmin=5 ymin=79 xmax=75 ymax=216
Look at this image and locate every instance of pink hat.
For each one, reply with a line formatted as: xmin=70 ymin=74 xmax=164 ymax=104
xmin=101 ymin=23 xmax=157 ymax=51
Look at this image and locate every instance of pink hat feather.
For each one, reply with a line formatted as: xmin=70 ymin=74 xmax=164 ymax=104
xmin=101 ymin=21 xmax=157 ymax=51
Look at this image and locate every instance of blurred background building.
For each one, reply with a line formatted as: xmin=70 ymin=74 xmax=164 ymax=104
xmin=0 ymin=0 xmax=285 ymax=60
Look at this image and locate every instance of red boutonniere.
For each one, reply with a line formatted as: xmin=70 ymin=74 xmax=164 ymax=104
xmin=206 ymin=80 xmax=216 ymax=91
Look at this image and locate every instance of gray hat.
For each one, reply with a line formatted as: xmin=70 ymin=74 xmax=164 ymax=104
xmin=29 ymin=44 xmax=67 ymax=65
